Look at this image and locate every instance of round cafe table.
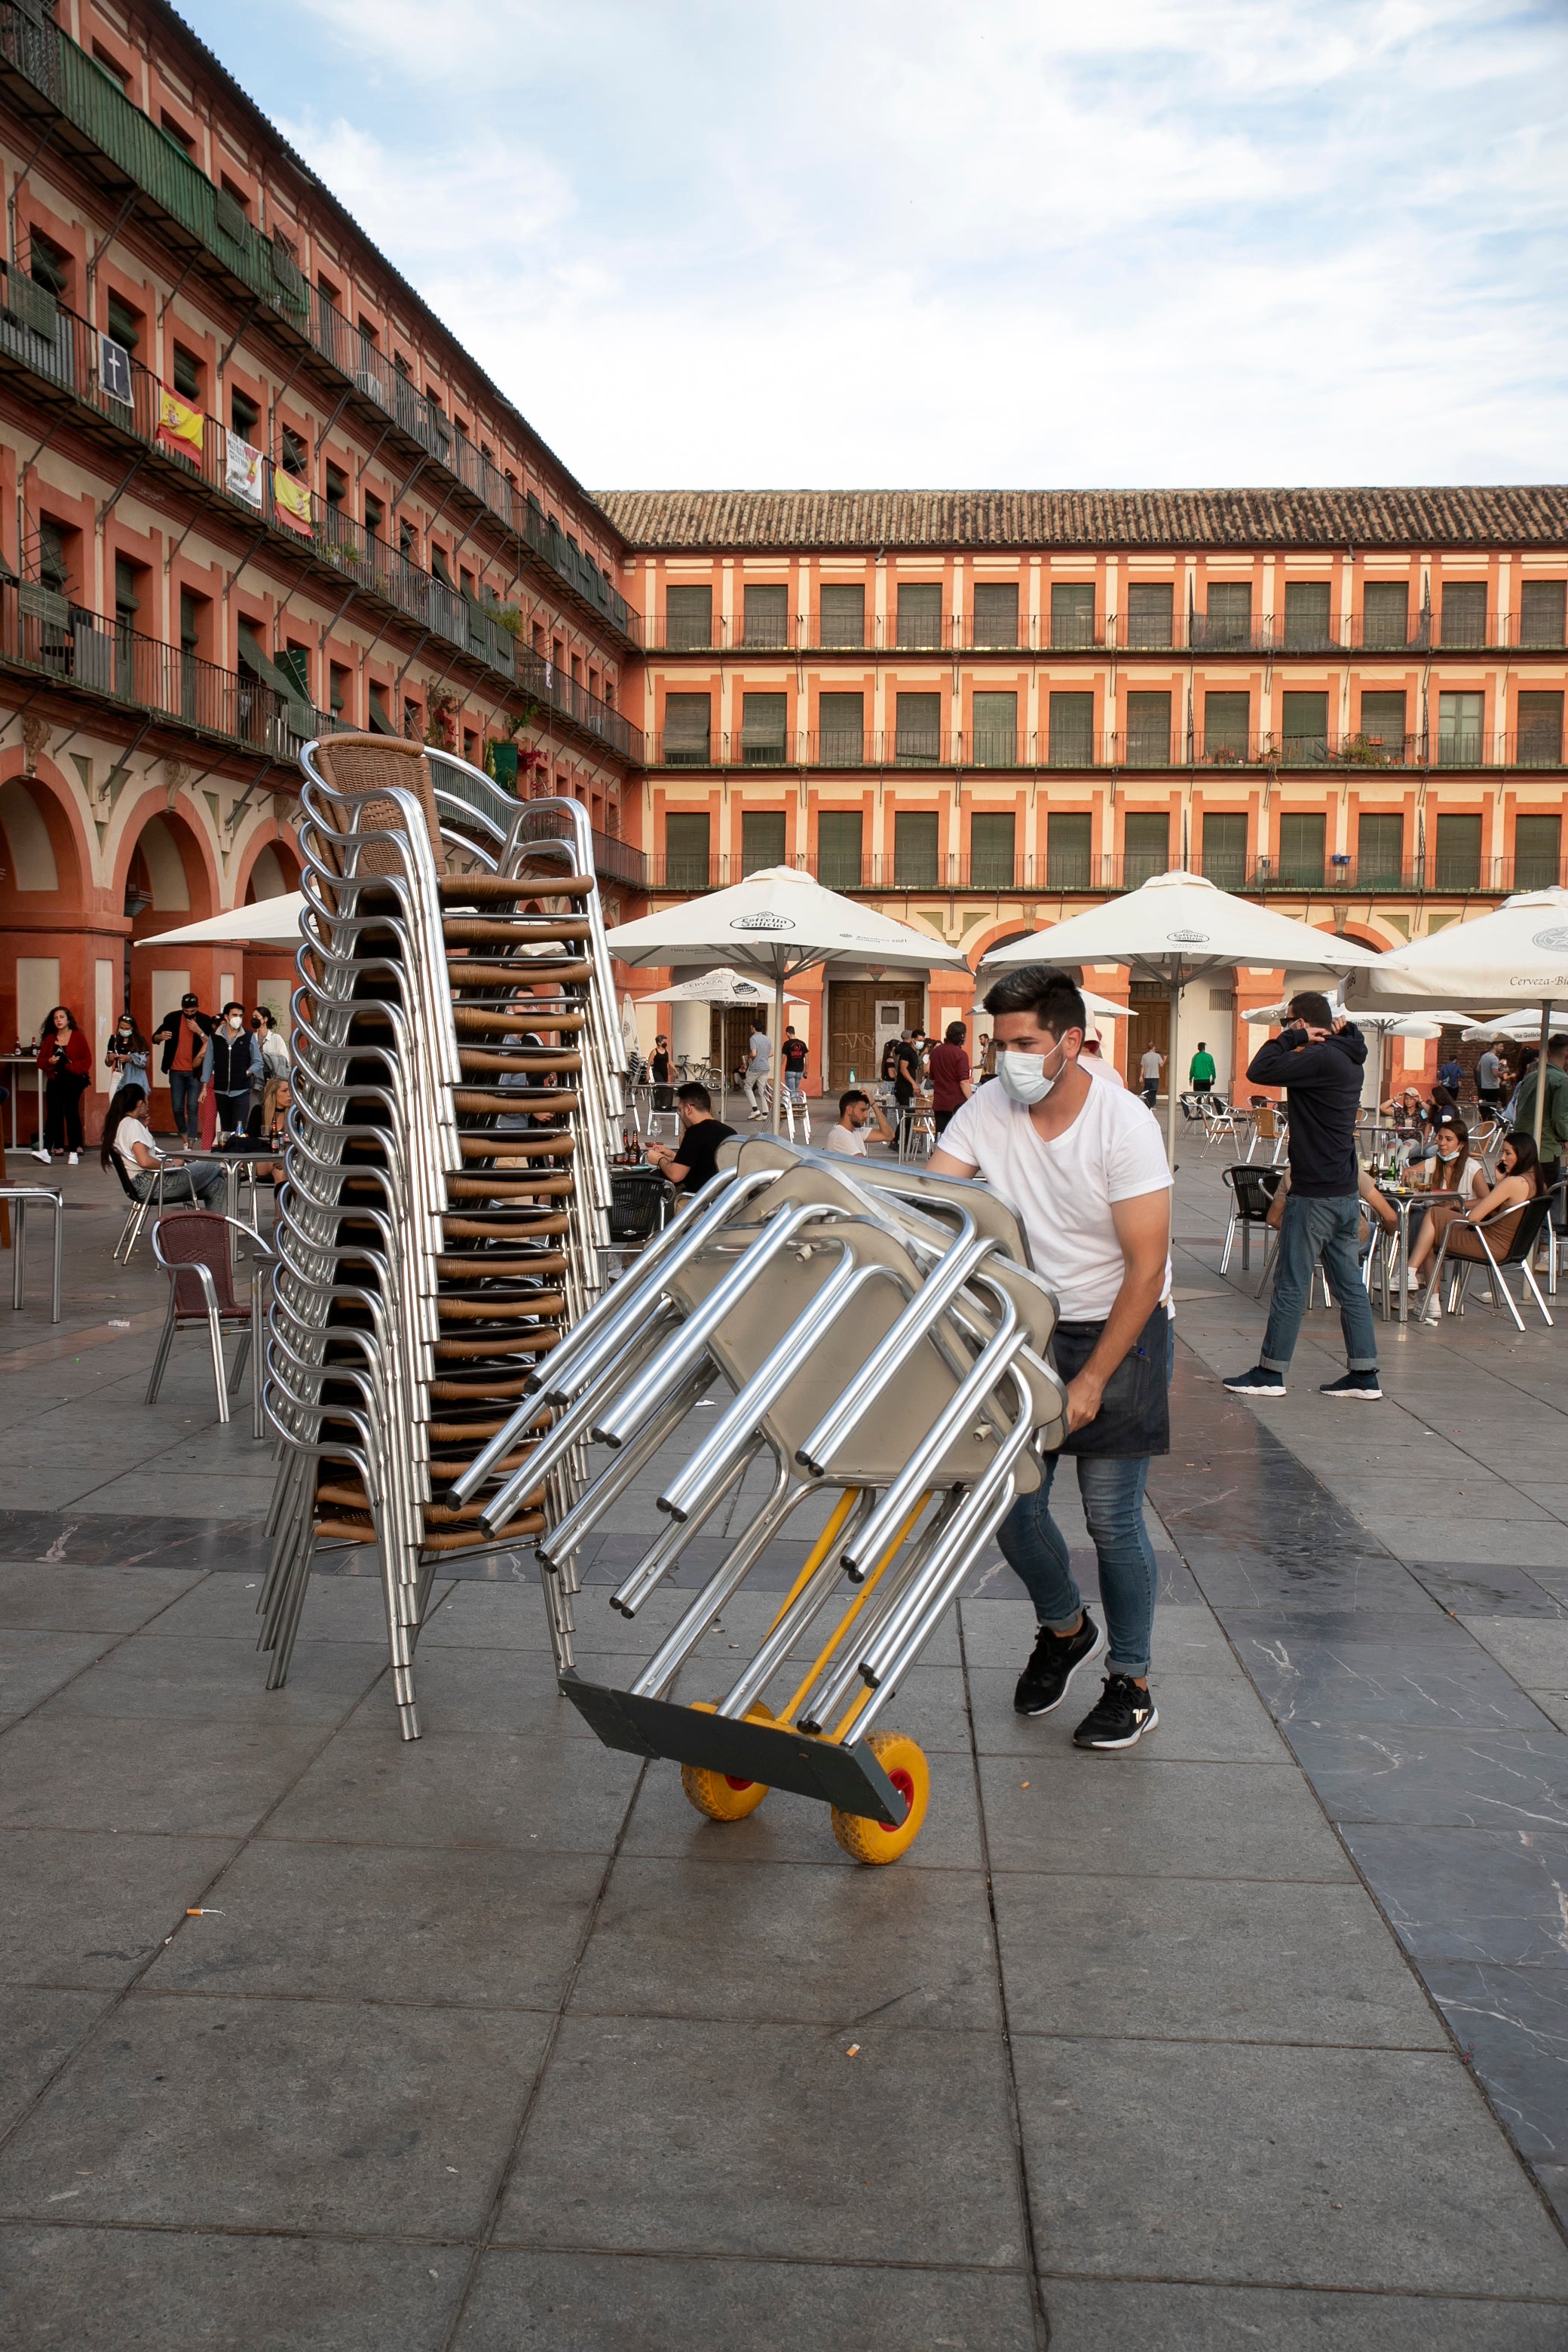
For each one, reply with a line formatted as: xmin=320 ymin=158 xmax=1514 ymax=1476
xmin=1374 ymin=1183 xmax=1460 ymax=1324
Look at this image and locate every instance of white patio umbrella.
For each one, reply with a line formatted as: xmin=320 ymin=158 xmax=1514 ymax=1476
xmin=981 ymin=869 xmax=1380 ymax=1162
xmin=636 ymin=967 xmax=807 ymax=1008
xmin=1342 ymin=888 xmax=1568 ymax=1146
xmin=1461 ymin=1008 xmax=1568 ymax=1042
xmin=971 ymin=985 xmax=1126 ymax=1024
xmin=606 ymin=866 xmax=969 ymax=1133
xmin=132 ymin=892 xmax=305 ymax=947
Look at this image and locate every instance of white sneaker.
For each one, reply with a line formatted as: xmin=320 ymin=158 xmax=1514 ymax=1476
xmin=32 ymin=1147 xmax=50 ymax=1164
xmin=1405 ymin=1269 xmax=1420 ymax=1290
xmin=67 ymin=1151 xmax=78 ymax=1165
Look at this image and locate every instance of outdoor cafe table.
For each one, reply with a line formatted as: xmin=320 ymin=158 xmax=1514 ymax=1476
xmin=0 ymin=1055 xmax=45 ymax=1152
xmin=1374 ymin=1181 xmax=1461 ymax=1325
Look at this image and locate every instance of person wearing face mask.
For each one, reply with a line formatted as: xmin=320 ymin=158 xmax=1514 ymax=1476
xmin=1406 ymin=1129 xmax=1542 ymax=1314
xmin=201 ymin=1002 xmax=261 ymax=1139
xmin=929 ymin=965 xmax=1174 ymax=1753
xmin=106 ymin=1014 xmax=149 ymax=1095
xmin=1226 ymin=994 xmax=1380 ymax=1400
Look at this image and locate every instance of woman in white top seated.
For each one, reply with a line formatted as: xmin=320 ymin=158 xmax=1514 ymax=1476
xmin=1406 ymin=1121 xmax=1537 ymax=1294
xmin=100 ymin=1085 xmax=227 ymax=1209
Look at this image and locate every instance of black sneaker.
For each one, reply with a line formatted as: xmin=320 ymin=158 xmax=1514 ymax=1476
xmin=1073 ymin=1674 xmax=1159 ymax=1750
xmin=1223 ymin=1365 xmax=1285 ymax=1396
xmin=1319 ymin=1370 xmax=1383 ymax=1399
xmin=1013 ymin=1612 xmax=1105 ymax=1717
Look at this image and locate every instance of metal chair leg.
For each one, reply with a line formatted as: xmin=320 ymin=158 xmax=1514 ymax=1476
xmin=145 ymin=1299 xmax=177 ymax=1403
xmin=1220 ymin=1215 xmax=1237 ymax=1275
xmin=209 ymin=1306 xmax=232 ymax=1424
xmin=50 ymin=1196 xmax=60 ymax=1324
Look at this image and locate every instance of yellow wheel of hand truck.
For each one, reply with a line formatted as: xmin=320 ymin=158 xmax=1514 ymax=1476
xmin=830 ymin=1729 xmax=929 ymax=1864
xmin=681 ymin=1700 xmax=775 ymax=1821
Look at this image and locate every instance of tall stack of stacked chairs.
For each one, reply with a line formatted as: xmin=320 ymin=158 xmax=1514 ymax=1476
xmin=260 ymin=737 xmax=629 ymax=1738
xmin=448 ymin=1135 xmax=1070 ymax=1864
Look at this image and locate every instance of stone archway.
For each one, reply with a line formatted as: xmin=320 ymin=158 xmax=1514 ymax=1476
xmin=0 ymin=767 xmax=97 ymax=1140
xmin=116 ymin=804 xmax=218 ymax=1119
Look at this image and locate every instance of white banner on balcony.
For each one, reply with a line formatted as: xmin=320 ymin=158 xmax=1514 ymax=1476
xmin=225 ymin=431 xmax=264 ymax=508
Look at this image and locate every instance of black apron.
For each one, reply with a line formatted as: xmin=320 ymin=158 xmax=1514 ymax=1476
xmin=1050 ymin=1301 xmax=1171 ymax=1459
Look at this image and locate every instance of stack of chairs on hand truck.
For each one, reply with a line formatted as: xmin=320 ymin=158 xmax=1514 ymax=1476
xmin=448 ymin=1134 xmax=1069 ymax=1864
xmin=260 ymin=736 xmax=629 ymax=1738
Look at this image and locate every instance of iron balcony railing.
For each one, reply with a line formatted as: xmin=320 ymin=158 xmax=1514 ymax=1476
xmin=641 ymin=846 xmax=1566 ymax=899
xmin=0 ymin=1 xmax=634 ymax=649
xmin=641 ymin=605 xmax=1568 ymax=657
xmin=0 ymin=582 xmax=335 ymax=760
xmin=651 ymin=727 xmax=1568 ymax=772
xmin=0 ymin=284 xmax=643 ymax=764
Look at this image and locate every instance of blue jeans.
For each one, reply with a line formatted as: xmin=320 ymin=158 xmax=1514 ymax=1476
xmin=999 ymin=1453 xmax=1159 ymax=1679
xmin=132 ymin=1162 xmax=226 ymax=1210
xmin=168 ymin=1069 xmax=203 ymax=1141
xmin=1262 ymin=1191 xmax=1378 ymax=1374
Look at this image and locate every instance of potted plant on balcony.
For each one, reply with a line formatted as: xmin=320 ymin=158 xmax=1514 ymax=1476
xmin=425 ymin=686 xmax=461 ymax=752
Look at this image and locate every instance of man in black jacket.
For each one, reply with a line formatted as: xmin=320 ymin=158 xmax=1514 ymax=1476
xmin=1224 ymin=991 xmax=1381 ymax=1401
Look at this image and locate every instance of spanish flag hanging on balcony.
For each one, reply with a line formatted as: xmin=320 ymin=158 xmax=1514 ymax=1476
xmin=155 ymin=387 xmax=204 ymax=460
xmin=272 ymin=467 xmax=314 ymax=537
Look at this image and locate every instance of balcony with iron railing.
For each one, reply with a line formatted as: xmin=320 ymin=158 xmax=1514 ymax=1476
xmin=635 ymin=846 xmax=1567 ymax=899
xmin=639 ymin=606 xmax=1568 ymax=657
xmin=649 ymin=726 xmax=1568 ymax=772
xmin=0 ymin=0 xmax=635 ymax=648
xmin=0 ymin=581 xmax=335 ymax=762
xmin=0 ymin=284 xmax=642 ymax=764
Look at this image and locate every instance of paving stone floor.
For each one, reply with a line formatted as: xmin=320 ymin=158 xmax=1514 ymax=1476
xmin=2 ymin=1149 xmax=1568 ymax=2345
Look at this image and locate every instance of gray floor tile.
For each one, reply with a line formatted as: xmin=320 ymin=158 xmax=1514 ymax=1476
xmin=619 ymin=1749 xmax=984 ymax=1873
xmin=0 ymin=2226 xmax=465 ymax=2350
xmin=0 ymin=1628 xmax=118 ymax=1720
xmin=1223 ymin=1619 xmax=1548 ymax=1730
xmin=959 ymin=1592 xmax=1230 ymax=1671
xmin=262 ymin=1724 xmax=643 ymax=1854
xmin=1040 ymin=2279 xmax=1568 ymax=2350
xmin=978 ymin=1756 xmax=1355 ymax=1881
xmin=416 ymin=1581 xmax=551 ymax=1651
xmin=1343 ymin=1824 xmax=1568 ymax=1966
xmin=144 ymin=1837 xmax=605 ymax=2010
xmin=996 ymin=1873 xmax=1444 ymax=2046
xmin=1529 ymin=1690 xmax=1568 ymax=1732
xmin=0 ymin=1986 xmax=112 ymax=2135
xmin=971 ymin=1668 xmax=1285 ymax=1762
xmin=495 ymin=2014 xmax=1024 ymax=2267
xmin=43 ymin=1634 xmax=388 ymax=1727
xmin=1284 ymin=1722 xmax=1568 ymax=1827
xmin=455 ymin=2249 xmax=1036 ymax=2351
xmin=0 ymin=1562 xmax=201 ymax=1633
xmin=572 ymin=1852 xmax=1001 ymax=2030
xmin=343 ymin=1644 xmax=598 ymax=1738
xmin=1013 ymin=2036 xmax=1568 ymax=2292
xmin=0 ymin=1829 xmax=235 ymax=1989
xmin=142 ymin=1573 xmax=413 ymax=1646
xmin=1464 ymin=1616 xmax=1568 ymax=1686
xmin=0 ymin=1713 xmax=325 ymax=1838
xmin=0 ymin=1991 xmax=550 ymax=2236
xmin=1426 ymin=1962 xmax=1568 ymax=2161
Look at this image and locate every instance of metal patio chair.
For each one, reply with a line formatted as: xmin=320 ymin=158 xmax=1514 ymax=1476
xmin=1418 ymin=1195 xmax=1555 ymax=1331
xmin=148 ymin=1210 xmax=274 ymax=1434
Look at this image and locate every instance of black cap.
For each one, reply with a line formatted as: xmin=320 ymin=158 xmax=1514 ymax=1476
xmin=180 ymin=993 xmax=198 ymax=1006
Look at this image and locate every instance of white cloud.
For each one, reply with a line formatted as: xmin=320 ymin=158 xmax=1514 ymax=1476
xmin=193 ymin=0 xmax=1568 ymax=485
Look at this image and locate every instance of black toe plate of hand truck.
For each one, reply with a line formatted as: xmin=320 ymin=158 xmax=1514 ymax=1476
xmin=559 ymin=1670 xmax=904 ymax=1824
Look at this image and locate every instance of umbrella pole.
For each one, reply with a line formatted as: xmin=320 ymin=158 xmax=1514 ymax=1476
xmin=771 ymin=969 xmax=786 ymax=1135
xmin=1536 ymin=1000 xmax=1551 ymax=1150
xmin=1166 ymin=972 xmax=1181 ymax=1166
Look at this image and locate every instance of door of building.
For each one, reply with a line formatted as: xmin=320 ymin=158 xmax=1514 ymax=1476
xmin=1126 ymin=982 xmax=1170 ymax=1095
xmin=827 ymin=981 xmax=924 ymax=1091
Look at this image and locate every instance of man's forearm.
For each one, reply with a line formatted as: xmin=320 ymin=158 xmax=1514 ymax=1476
xmin=1076 ymin=1263 xmax=1166 ymax=1404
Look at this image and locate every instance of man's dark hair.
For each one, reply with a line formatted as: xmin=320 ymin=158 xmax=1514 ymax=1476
xmin=943 ymin=1021 xmax=966 ymax=1044
xmin=838 ymin=1088 xmax=869 ymax=1115
xmin=1288 ymin=991 xmax=1335 ymax=1029
xmin=675 ymin=1081 xmax=712 ymax=1111
xmin=222 ymin=1001 xmax=244 ymax=1018
xmin=1550 ymin=1034 xmax=1568 ymax=1058
xmin=982 ymin=963 xmax=1087 ymax=1039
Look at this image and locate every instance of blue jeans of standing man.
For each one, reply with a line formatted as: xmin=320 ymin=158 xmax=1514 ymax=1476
xmin=999 ymin=1453 xmax=1159 ymax=1680
xmin=1261 ymin=1191 xmax=1379 ymax=1375
xmin=168 ymin=1068 xmax=203 ymax=1141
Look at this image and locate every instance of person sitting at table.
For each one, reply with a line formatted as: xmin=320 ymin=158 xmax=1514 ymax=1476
xmin=1406 ymin=1129 xmax=1543 ymax=1305
xmin=1380 ymin=1083 xmax=1426 ymax=1128
xmin=643 ymin=1082 xmax=735 ymax=1202
xmin=1404 ymin=1109 xmax=1476 ymax=1188
xmin=100 ymin=1084 xmax=226 ymax=1209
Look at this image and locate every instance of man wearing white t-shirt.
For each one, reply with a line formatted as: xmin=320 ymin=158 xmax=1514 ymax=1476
xmin=823 ymin=1088 xmax=896 ymax=1156
xmin=930 ymin=965 xmax=1173 ymax=1750
xmin=743 ymin=1025 xmax=772 ymax=1120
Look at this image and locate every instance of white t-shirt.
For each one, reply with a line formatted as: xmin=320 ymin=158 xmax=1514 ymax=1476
xmin=824 ymin=1122 xmax=867 ymax=1157
xmin=1082 ymin=1050 xmax=1125 ymax=1088
xmin=113 ymin=1116 xmax=163 ymax=1175
xmin=937 ymin=1076 xmax=1173 ymax=1320
xmin=747 ymin=1030 xmax=772 ymax=1074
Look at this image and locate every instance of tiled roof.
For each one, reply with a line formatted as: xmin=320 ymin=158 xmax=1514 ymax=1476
xmin=593 ymin=486 xmax=1568 ymax=552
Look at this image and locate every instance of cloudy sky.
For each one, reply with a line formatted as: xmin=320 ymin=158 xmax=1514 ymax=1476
xmin=183 ymin=0 xmax=1568 ymax=492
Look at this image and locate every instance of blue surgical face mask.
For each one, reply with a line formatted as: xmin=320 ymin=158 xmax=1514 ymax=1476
xmin=997 ymin=1040 xmax=1065 ymax=1105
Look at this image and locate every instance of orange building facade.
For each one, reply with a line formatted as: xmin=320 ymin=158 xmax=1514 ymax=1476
xmin=605 ymin=491 xmax=1568 ymax=1095
xmin=0 ymin=4 xmax=1564 ymax=1137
